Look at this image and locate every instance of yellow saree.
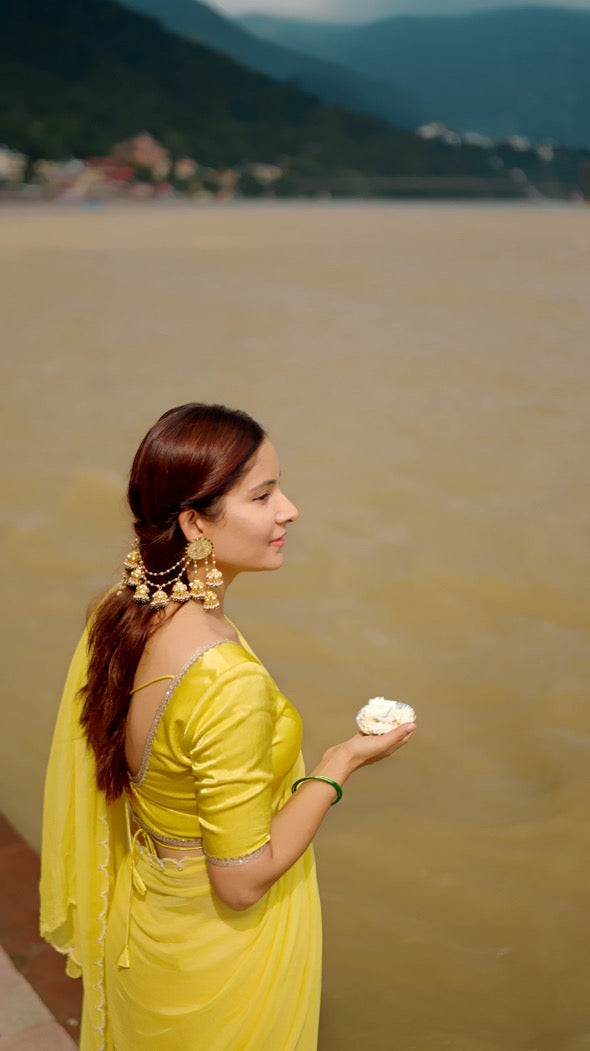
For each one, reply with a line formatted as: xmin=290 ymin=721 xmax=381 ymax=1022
xmin=40 ymin=630 xmax=322 ymax=1050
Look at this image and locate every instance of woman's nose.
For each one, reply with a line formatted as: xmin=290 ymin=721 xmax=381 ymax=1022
xmin=277 ymin=495 xmax=299 ymax=523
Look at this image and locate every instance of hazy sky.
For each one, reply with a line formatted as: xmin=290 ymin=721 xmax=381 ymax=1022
xmin=212 ymin=0 xmax=590 ymax=22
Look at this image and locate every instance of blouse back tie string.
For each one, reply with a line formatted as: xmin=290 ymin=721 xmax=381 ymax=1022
xmin=117 ymin=812 xmax=156 ymax=969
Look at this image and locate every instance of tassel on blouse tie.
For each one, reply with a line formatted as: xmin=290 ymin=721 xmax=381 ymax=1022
xmin=117 ymin=823 xmax=153 ymax=969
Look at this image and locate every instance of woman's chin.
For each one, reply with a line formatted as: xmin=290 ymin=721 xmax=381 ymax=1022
xmin=262 ymin=551 xmax=285 ymax=572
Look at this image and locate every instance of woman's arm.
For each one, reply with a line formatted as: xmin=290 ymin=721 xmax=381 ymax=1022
xmin=206 ymin=721 xmax=415 ymax=910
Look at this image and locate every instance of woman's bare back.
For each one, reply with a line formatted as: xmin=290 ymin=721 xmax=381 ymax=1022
xmin=125 ymin=602 xmax=238 ymax=777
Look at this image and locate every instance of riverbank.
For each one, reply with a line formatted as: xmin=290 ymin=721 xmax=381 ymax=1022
xmin=0 ymin=813 xmax=80 ymax=1047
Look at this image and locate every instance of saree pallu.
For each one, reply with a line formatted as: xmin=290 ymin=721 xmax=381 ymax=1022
xmin=105 ymin=840 xmax=321 ymax=1050
xmin=40 ymin=630 xmax=127 ymax=1050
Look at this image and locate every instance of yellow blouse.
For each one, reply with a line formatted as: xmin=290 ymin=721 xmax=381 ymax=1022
xmin=127 ymin=640 xmax=302 ymax=862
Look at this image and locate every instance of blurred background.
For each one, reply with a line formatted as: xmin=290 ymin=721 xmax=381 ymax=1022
xmin=1 ymin=1 xmax=590 ymax=1048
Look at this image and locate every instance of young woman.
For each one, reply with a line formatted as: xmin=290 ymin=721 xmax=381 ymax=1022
xmin=40 ymin=403 xmax=415 ymax=1051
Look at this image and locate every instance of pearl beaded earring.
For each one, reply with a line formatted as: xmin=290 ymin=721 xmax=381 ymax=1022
xmin=118 ymin=536 xmax=224 ymax=612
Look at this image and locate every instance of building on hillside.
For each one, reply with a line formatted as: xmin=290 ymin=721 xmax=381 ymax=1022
xmin=505 ymin=135 xmax=532 ymax=152
xmin=174 ymin=157 xmax=198 ymax=180
xmin=34 ymin=157 xmax=136 ymax=199
xmin=217 ymin=169 xmax=239 ymax=198
xmin=417 ymin=123 xmax=461 ymax=146
xmin=0 ymin=146 xmax=27 ymax=183
xmin=85 ymin=158 xmax=136 ymax=183
xmin=111 ymin=133 xmax=171 ymax=179
xmin=462 ymin=131 xmax=494 ymax=150
xmin=34 ymin=158 xmax=85 ymax=195
xmin=245 ymin=163 xmax=283 ymax=185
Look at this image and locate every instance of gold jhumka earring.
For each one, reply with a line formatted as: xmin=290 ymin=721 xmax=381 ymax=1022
xmin=185 ymin=537 xmax=223 ymax=610
xmin=118 ymin=536 xmax=224 ymax=612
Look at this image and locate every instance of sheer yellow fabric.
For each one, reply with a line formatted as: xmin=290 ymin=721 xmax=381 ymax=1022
xmin=39 ymin=629 xmax=127 ymax=1050
xmin=40 ymin=630 xmax=322 ymax=1050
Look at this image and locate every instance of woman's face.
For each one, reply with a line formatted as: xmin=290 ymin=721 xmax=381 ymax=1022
xmin=196 ymin=439 xmax=299 ymax=579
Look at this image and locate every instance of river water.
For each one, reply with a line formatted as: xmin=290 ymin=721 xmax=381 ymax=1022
xmin=1 ymin=200 xmax=589 ymax=1049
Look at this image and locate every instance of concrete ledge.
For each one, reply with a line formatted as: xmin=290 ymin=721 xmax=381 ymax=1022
xmin=0 ymin=946 xmax=77 ymax=1048
xmin=0 ymin=814 xmax=81 ymax=1047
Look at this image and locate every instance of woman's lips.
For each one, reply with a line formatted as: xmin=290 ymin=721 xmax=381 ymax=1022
xmin=270 ymin=535 xmax=285 ymax=547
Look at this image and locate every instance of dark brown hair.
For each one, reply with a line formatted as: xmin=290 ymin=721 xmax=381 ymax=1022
xmin=80 ymin=403 xmax=266 ymax=801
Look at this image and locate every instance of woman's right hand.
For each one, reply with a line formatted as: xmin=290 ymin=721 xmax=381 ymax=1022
xmin=314 ymin=721 xmax=416 ymax=783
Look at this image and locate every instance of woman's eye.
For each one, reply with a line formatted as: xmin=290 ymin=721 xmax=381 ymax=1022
xmin=255 ymin=492 xmax=271 ymax=502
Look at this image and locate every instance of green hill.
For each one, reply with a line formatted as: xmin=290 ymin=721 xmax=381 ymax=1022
xmin=0 ymin=0 xmax=486 ymax=170
xmin=116 ymin=0 xmax=425 ymax=131
xmin=0 ymin=0 xmax=585 ymax=197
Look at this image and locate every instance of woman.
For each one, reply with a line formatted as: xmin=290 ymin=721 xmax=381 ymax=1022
xmin=40 ymin=403 xmax=415 ymax=1051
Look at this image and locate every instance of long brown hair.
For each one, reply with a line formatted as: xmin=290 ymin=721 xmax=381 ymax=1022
xmin=80 ymin=403 xmax=266 ymax=801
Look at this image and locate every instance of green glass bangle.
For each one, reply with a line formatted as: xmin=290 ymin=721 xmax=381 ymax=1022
xmin=291 ymin=775 xmax=343 ymax=806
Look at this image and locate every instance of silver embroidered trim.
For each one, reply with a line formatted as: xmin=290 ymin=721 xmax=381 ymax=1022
xmin=93 ymin=807 xmax=110 ymax=1049
xmin=129 ymin=638 xmax=230 ymax=786
xmin=130 ymin=809 xmax=203 ymax=849
xmin=137 ymin=844 xmax=190 ymax=871
xmin=203 ymin=842 xmax=269 ymax=867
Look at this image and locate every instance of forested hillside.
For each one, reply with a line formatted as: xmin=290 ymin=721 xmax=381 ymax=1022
xmin=0 ymin=0 xmax=586 ymax=196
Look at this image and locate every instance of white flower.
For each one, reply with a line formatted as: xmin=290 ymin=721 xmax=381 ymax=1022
xmin=356 ymin=696 xmax=416 ymax=735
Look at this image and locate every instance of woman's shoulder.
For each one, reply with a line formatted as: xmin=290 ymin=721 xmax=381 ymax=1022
xmin=134 ymin=607 xmax=240 ymax=688
xmin=143 ymin=622 xmax=270 ymax=693
xmin=177 ymin=638 xmax=270 ymax=694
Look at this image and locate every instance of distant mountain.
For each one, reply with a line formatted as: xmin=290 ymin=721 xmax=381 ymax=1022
xmin=115 ymin=0 xmax=425 ymax=131
xmin=0 ymin=0 xmax=504 ymax=182
xmin=241 ymin=6 xmax=590 ymax=148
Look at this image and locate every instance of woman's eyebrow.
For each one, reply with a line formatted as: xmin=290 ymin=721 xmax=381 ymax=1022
xmin=248 ymin=478 xmax=278 ymax=494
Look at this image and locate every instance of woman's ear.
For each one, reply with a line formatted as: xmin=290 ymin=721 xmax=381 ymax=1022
xmin=178 ymin=509 xmax=199 ymax=542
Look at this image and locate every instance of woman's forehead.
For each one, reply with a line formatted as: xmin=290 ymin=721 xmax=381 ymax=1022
xmin=236 ymin=439 xmax=279 ymax=490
